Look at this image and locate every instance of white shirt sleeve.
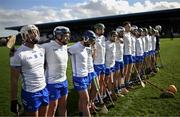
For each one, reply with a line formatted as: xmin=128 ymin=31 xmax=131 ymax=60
xmin=68 ymin=44 xmax=79 ymax=54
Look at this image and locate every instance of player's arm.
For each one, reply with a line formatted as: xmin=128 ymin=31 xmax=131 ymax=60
xmin=10 ymin=66 xmax=20 ymax=100
xmin=10 ymin=66 xmax=22 ymax=114
xmin=10 ymin=53 xmax=22 ymax=114
xmin=92 ymin=44 xmax=96 ymax=60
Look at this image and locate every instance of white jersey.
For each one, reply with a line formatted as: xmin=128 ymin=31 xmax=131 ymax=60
xmin=141 ymin=36 xmax=146 ymax=53
xmin=148 ymin=35 xmax=153 ymax=51
xmin=135 ymin=37 xmax=144 ymax=56
xmin=105 ymin=40 xmax=116 ymax=68
xmin=86 ymin=47 xmax=95 ymax=73
xmin=94 ymin=35 xmax=106 ymax=65
xmin=10 ymin=44 xmax=46 ymax=93
xmin=68 ymin=42 xmax=88 ymax=77
xmin=115 ymin=38 xmax=124 ymax=62
xmin=42 ymin=40 xmax=68 ymax=84
xmin=123 ymin=32 xmax=132 ymax=55
xmin=144 ymin=35 xmax=149 ymax=52
xmin=151 ymin=35 xmax=156 ymax=51
xmin=131 ymin=35 xmax=136 ymax=56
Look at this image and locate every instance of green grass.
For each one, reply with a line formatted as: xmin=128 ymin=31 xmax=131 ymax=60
xmin=0 ymin=39 xmax=180 ymax=116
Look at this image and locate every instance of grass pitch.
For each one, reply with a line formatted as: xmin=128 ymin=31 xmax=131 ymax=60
xmin=0 ymin=38 xmax=180 ymax=116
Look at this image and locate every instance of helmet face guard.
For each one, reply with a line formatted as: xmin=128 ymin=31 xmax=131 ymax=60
xmin=82 ymin=30 xmax=96 ymax=47
xmin=116 ymin=26 xmax=125 ymax=38
xmin=155 ymin=25 xmax=162 ymax=32
xmin=109 ymin=31 xmax=118 ymax=42
xmin=131 ymin=25 xmax=138 ymax=31
xmin=53 ymin=26 xmax=70 ymax=36
xmin=94 ymin=23 xmax=105 ymax=29
xmin=53 ymin=26 xmax=71 ymax=45
xmin=94 ymin=23 xmax=105 ymax=36
xmin=20 ymin=25 xmax=40 ymax=44
xmin=116 ymin=26 xmax=125 ymax=33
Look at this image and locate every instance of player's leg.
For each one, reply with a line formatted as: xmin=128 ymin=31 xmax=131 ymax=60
xmin=123 ymin=55 xmax=129 ymax=87
xmin=47 ymin=100 xmax=58 ymax=116
xmin=73 ymin=76 xmax=91 ymax=116
xmin=46 ymin=83 xmax=59 ymax=116
xmin=114 ymin=62 xmax=120 ymax=94
xmin=106 ymin=68 xmax=117 ymax=101
xmin=39 ymin=104 xmax=49 ymax=117
xmin=99 ymin=73 xmax=105 ymax=96
xmin=78 ymin=89 xmax=91 ymax=116
xmin=58 ymin=95 xmax=68 ymax=116
xmin=94 ymin=64 xmax=105 ymax=96
xmin=57 ymin=80 xmax=68 ymax=116
xmin=114 ymin=69 xmax=120 ymax=94
xmin=89 ymin=72 xmax=98 ymax=102
xmin=125 ymin=63 xmax=133 ymax=88
xmin=38 ymin=88 xmax=49 ymax=117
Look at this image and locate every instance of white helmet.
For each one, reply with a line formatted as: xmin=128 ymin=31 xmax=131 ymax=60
xmin=155 ymin=25 xmax=162 ymax=32
xmin=131 ymin=25 xmax=138 ymax=31
xmin=53 ymin=26 xmax=70 ymax=37
xmin=20 ymin=25 xmax=39 ymax=41
xmin=116 ymin=26 xmax=125 ymax=33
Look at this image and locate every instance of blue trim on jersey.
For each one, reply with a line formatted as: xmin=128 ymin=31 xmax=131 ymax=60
xmin=21 ymin=88 xmax=49 ymax=112
xmin=47 ymin=80 xmax=68 ymax=101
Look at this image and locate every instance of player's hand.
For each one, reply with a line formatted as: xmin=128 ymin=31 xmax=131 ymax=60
xmin=10 ymin=100 xmax=21 ymax=114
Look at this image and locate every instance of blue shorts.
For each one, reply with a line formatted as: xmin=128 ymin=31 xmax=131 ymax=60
xmin=123 ymin=55 xmax=133 ymax=65
xmin=135 ymin=56 xmax=144 ymax=63
xmin=73 ymin=76 xmax=89 ymax=91
xmin=148 ymin=51 xmax=152 ymax=56
xmin=88 ymin=72 xmax=97 ymax=84
xmin=21 ymin=88 xmax=49 ymax=112
xmin=94 ymin=64 xmax=106 ymax=76
xmin=132 ymin=56 xmax=136 ymax=63
xmin=47 ymin=80 xmax=68 ymax=101
xmin=150 ymin=51 xmax=153 ymax=55
xmin=115 ymin=61 xmax=124 ymax=71
xmin=144 ymin=52 xmax=149 ymax=57
xmin=105 ymin=66 xmax=115 ymax=75
xmin=152 ymin=50 xmax=156 ymax=55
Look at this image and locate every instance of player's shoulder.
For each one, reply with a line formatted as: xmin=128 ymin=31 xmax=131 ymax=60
xmin=72 ymin=42 xmax=81 ymax=47
xmin=37 ymin=44 xmax=44 ymax=49
xmin=36 ymin=44 xmax=45 ymax=53
xmin=68 ymin=42 xmax=79 ymax=50
xmin=40 ymin=40 xmax=54 ymax=48
xmin=11 ymin=44 xmax=28 ymax=57
xmin=15 ymin=44 xmax=27 ymax=53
